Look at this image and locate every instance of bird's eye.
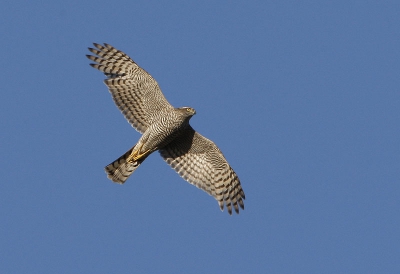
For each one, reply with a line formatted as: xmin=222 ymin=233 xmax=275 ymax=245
xmin=186 ymin=108 xmax=191 ymax=112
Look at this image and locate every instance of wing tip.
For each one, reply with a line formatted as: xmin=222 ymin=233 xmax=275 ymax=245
xmin=93 ymin=42 xmax=102 ymax=49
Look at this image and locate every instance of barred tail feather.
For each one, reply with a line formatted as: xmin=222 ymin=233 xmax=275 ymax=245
xmin=105 ymin=146 xmax=144 ymax=184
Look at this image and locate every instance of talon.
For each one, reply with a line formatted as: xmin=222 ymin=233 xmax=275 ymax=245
xmin=127 ymin=144 xmax=150 ymax=162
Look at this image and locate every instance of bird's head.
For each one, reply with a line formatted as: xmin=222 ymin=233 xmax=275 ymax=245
xmin=179 ymin=107 xmax=196 ymax=117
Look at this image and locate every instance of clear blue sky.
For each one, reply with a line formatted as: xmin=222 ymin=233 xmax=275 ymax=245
xmin=1 ymin=1 xmax=399 ymax=273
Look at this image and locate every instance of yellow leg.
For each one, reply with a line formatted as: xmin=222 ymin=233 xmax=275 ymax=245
xmin=127 ymin=144 xmax=151 ymax=163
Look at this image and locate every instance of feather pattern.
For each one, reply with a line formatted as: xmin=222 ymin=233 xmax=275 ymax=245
xmin=87 ymin=43 xmax=245 ymax=214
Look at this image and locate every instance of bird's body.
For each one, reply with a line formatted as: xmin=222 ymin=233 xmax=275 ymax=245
xmin=87 ymin=43 xmax=245 ymax=214
xmin=105 ymin=107 xmax=195 ymax=183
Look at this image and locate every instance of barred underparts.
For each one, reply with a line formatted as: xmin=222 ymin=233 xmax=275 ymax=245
xmin=87 ymin=43 xmax=245 ymax=214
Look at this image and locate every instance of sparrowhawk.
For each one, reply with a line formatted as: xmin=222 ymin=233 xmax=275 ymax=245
xmin=86 ymin=43 xmax=245 ymax=214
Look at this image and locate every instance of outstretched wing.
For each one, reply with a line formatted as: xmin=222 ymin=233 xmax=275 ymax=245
xmin=159 ymin=126 xmax=245 ymax=215
xmin=87 ymin=43 xmax=173 ymax=133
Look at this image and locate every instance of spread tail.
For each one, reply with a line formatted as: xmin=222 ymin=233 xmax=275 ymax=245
xmin=105 ymin=146 xmax=146 ymax=184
